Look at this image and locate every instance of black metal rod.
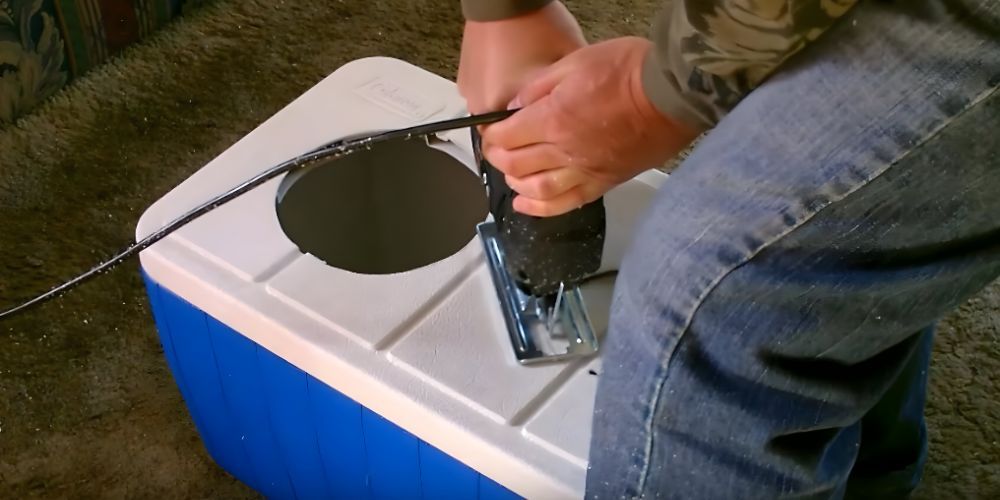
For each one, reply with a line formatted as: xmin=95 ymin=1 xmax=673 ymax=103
xmin=0 ymin=109 xmax=517 ymax=321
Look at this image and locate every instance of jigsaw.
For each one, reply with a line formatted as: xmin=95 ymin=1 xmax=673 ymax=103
xmin=471 ymin=128 xmax=605 ymax=365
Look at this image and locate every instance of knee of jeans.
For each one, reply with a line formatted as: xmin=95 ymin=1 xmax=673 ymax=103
xmin=606 ymin=203 xmax=760 ymax=361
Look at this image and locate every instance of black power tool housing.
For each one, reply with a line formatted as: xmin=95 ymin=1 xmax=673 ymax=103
xmin=471 ymin=127 xmax=606 ymax=297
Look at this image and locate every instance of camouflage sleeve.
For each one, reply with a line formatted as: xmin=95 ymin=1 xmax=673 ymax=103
xmin=641 ymin=0 xmax=859 ymax=132
xmin=460 ymin=0 xmax=554 ymax=21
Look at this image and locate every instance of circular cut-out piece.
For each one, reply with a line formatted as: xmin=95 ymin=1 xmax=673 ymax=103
xmin=276 ymin=137 xmax=488 ymax=275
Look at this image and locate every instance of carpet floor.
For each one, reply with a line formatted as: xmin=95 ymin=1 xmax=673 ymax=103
xmin=0 ymin=0 xmax=997 ymax=498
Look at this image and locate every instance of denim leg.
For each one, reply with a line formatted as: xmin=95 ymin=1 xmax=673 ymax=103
xmin=844 ymin=327 xmax=934 ymax=498
xmin=585 ymin=0 xmax=1000 ymax=498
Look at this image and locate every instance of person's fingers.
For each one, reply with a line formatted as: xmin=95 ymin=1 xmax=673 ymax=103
xmin=481 ymin=95 xmax=557 ymax=150
xmin=481 ymin=56 xmax=579 ymax=149
xmin=484 ymin=142 xmax=569 ymax=178
xmin=512 ymin=181 xmax=607 ymax=217
xmin=505 ymin=166 xmax=585 ymax=201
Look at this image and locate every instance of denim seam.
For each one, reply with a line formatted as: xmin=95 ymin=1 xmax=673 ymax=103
xmin=634 ymin=83 xmax=1000 ymax=497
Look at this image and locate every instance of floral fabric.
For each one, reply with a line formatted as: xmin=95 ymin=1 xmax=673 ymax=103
xmin=0 ymin=0 xmax=206 ymax=123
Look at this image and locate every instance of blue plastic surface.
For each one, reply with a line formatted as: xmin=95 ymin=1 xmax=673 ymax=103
xmin=142 ymin=271 xmax=522 ymax=500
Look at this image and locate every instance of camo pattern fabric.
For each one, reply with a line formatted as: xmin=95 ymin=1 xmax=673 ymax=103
xmin=644 ymin=0 xmax=859 ymax=130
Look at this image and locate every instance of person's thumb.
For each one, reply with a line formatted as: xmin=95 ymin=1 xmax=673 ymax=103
xmin=507 ymin=60 xmax=572 ymax=110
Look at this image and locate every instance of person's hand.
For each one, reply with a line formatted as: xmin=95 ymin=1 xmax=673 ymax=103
xmin=480 ymin=36 xmax=700 ymax=217
xmin=457 ymin=1 xmax=587 ymax=114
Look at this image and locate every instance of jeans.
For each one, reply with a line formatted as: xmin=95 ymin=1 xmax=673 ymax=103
xmin=585 ymin=0 xmax=1000 ymax=498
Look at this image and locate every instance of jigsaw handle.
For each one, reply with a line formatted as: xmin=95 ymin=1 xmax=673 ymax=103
xmin=472 ymin=127 xmax=606 ymax=297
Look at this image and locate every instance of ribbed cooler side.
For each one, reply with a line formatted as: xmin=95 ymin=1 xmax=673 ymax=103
xmin=142 ymin=271 xmax=522 ymax=500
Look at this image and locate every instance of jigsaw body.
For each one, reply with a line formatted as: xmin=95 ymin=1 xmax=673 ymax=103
xmin=472 ymin=128 xmax=610 ymax=364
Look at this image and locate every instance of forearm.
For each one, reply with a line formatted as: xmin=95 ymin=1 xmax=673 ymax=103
xmin=460 ymin=0 xmax=860 ymax=134
xmin=461 ymin=0 xmax=554 ymax=21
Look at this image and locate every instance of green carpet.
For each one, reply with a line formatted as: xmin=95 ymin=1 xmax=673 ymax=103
xmin=0 ymin=0 xmax=997 ymax=497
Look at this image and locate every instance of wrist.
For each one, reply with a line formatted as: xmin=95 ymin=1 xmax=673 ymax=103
xmin=629 ymin=39 xmax=702 ymax=147
xmin=463 ymin=1 xmax=586 ymax=55
xmin=637 ymin=40 xmax=713 ymax=138
xmin=461 ymin=0 xmax=556 ymax=22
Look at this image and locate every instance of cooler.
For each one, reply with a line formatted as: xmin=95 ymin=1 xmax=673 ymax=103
xmin=136 ymin=56 xmax=667 ymax=499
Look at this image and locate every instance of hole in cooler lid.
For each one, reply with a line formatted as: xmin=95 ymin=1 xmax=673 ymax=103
xmin=275 ymin=136 xmax=488 ymax=274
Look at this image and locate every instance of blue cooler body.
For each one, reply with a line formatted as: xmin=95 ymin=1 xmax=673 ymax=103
xmin=142 ymin=275 xmax=518 ymax=499
xmin=136 ymin=57 xmax=667 ymax=499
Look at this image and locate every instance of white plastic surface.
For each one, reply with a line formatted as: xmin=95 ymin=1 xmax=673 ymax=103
xmin=137 ymin=57 xmax=667 ymax=500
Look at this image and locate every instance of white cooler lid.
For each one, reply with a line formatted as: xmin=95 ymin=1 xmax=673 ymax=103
xmin=136 ymin=56 xmax=666 ymax=499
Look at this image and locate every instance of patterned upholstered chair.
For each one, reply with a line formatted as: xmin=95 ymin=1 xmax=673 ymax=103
xmin=1 ymin=0 xmax=207 ymax=124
